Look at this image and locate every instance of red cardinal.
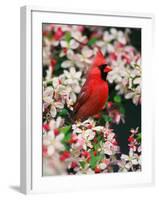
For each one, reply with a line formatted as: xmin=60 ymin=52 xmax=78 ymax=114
xmin=73 ymin=50 xmax=112 ymax=121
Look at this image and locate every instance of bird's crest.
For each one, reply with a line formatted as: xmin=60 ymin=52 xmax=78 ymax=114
xmin=92 ymin=50 xmax=107 ymax=68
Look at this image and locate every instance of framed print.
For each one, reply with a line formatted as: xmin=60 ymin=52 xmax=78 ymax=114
xmin=20 ymin=6 xmax=154 ymax=194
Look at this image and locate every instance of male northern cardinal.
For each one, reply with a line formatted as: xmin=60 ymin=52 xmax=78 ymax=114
xmin=73 ymin=50 xmax=112 ymax=121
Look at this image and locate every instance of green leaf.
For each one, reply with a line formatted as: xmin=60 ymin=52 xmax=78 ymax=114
xmin=88 ymin=37 xmax=97 ymax=46
xmin=94 ymin=143 xmax=100 ymax=151
xmin=90 ymin=152 xmax=103 ymax=169
xmin=60 ymin=125 xmax=71 ymax=141
xmin=47 ymin=32 xmax=53 ymax=40
xmin=105 ymin=101 xmax=108 ymax=107
xmin=59 ymin=125 xmax=71 ymax=135
xmin=46 ymin=80 xmax=53 ymax=86
xmin=136 ymin=133 xmax=141 ymax=143
xmin=90 ymin=155 xmax=97 ymax=169
xmin=114 ymin=95 xmax=121 ymax=104
xmin=63 ymin=143 xmax=70 ymax=151
xmin=65 ymin=32 xmax=71 ymax=43
xmin=96 ymin=113 xmax=112 ymax=126
xmin=102 ymin=114 xmax=112 ymax=122
xmin=60 ymin=125 xmax=72 ymax=150
xmin=79 ymin=161 xmax=86 ymax=169
xmin=58 ymin=108 xmax=68 ymax=117
xmin=53 ymin=56 xmax=67 ymax=76
xmin=119 ymin=105 xmax=125 ymax=114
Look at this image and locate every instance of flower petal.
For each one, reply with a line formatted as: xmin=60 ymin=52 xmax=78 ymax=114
xmin=61 ymin=60 xmax=73 ymax=68
xmin=70 ymin=39 xmax=79 ymax=49
xmin=54 ymin=101 xmax=64 ymax=109
xmin=50 ymin=105 xmax=57 ymax=118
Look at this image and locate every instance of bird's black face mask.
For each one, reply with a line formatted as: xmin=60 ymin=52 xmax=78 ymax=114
xmin=99 ymin=64 xmax=108 ymax=81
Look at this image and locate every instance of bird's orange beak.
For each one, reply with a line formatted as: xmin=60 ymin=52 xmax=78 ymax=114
xmin=104 ymin=66 xmax=112 ymax=73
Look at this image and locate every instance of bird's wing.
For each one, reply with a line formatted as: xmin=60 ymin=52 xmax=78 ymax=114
xmin=73 ymin=81 xmax=92 ymax=114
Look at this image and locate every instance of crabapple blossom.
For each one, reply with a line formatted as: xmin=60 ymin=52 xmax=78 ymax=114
xmin=42 ymin=24 xmax=141 ymax=175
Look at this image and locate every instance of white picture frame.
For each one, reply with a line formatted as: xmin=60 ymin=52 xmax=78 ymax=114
xmin=20 ymin=6 xmax=154 ymax=194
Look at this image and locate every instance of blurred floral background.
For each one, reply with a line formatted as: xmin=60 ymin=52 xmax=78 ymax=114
xmin=42 ymin=24 xmax=141 ymax=176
